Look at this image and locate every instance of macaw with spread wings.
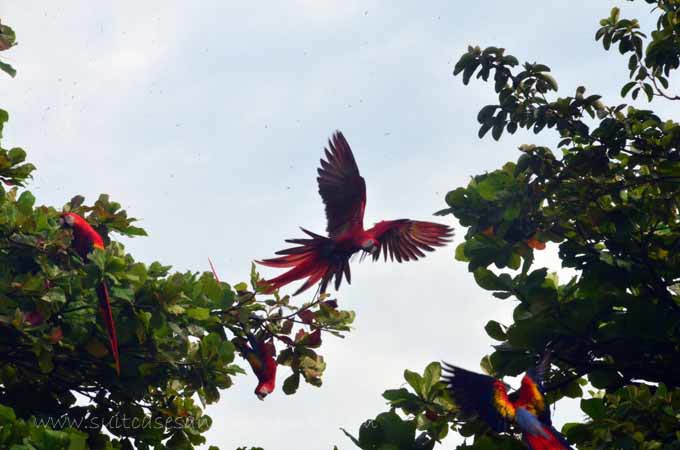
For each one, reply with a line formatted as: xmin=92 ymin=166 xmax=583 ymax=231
xmin=258 ymin=131 xmax=453 ymax=295
xmin=442 ymin=356 xmax=574 ymax=450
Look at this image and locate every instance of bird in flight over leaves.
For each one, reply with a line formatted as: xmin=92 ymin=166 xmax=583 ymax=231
xmin=60 ymin=212 xmax=121 ymax=375
xmin=258 ymin=131 xmax=453 ymax=295
xmin=442 ymin=355 xmax=574 ymax=450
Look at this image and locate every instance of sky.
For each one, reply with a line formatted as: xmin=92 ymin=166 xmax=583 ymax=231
xmin=0 ymin=1 xmax=665 ymax=449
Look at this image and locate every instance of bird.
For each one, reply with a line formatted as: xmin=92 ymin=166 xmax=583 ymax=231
xmin=258 ymin=131 xmax=453 ymax=295
xmin=206 ymin=258 xmax=277 ymax=400
xmin=59 ymin=212 xmax=121 ymax=375
xmin=237 ymin=334 xmax=277 ymax=400
xmin=442 ymin=355 xmax=574 ymax=450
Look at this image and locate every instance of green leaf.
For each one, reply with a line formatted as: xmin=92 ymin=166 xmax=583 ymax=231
xmin=0 ymin=60 xmax=16 ymax=78
xmin=621 ymin=81 xmax=636 ymax=97
xmin=17 ymin=191 xmax=35 ymax=214
xmin=421 ymin=362 xmax=441 ymax=398
xmin=581 ymin=397 xmax=607 ymax=420
xmin=478 ymin=122 xmax=492 ymax=139
xmin=455 ymin=243 xmax=469 ymax=262
xmin=186 ymin=307 xmax=211 ymax=321
xmin=477 ymin=105 xmax=497 ymax=124
xmin=477 ymin=171 xmax=512 ymax=200
xmin=282 ymin=372 xmax=300 ymax=395
xmin=0 ymin=404 xmax=16 ymax=422
xmin=484 ymin=320 xmax=507 ymax=341
xmin=473 ymin=267 xmax=507 ymax=291
xmin=8 ymin=147 xmax=26 ymax=164
xmin=588 ymin=368 xmax=623 ymax=389
xmin=404 ymin=369 xmax=422 ymax=393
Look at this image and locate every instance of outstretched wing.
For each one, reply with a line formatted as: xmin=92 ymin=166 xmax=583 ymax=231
xmin=442 ymin=363 xmax=514 ymax=432
xmin=518 ymin=353 xmax=551 ymax=424
xmin=370 ymin=220 xmax=453 ymax=262
xmin=317 ymin=131 xmax=367 ymax=238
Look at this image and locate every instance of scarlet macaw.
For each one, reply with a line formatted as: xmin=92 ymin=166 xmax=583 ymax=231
xmin=60 ymin=212 xmax=120 ymax=375
xmin=442 ymin=357 xmax=573 ymax=450
xmin=207 ymin=258 xmax=278 ymax=399
xmin=258 ymin=131 xmax=453 ymax=294
xmin=238 ymin=335 xmax=277 ymax=400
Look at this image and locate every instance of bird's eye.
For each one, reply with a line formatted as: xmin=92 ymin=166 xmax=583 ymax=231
xmin=60 ymin=214 xmax=75 ymax=227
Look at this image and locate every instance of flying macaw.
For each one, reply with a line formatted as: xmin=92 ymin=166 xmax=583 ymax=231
xmin=442 ymin=356 xmax=573 ymax=450
xmin=236 ymin=334 xmax=277 ymax=400
xmin=60 ymin=212 xmax=121 ymax=375
xmin=258 ymin=131 xmax=453 ymax=295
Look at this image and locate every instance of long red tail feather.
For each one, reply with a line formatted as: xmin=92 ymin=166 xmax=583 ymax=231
xmin=208 ymin=257 xmax=220 ymax=282
xmin=257 ymin=229 xmax=344 ymax=295
xmin=96 ymin=282 xmax=120 ymax=375
xmin=524 ymin=425 xmax=574 ymax=450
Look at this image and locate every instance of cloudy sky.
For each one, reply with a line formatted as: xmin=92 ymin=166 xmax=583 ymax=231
xmin=1 ymin=1 xmax=665 ymax=449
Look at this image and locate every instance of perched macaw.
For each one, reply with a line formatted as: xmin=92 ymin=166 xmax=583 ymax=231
xmin=442 ymin=356 xmax=573 ymax=450
xmin=206 ymin=258 xmax=278 ymax=400
xmin=60 ymin=212 xmax=120 ymax=375
xmin=237 ymin=335 xmax=277 ymax=400
xmin=258 ymin=131 xmax=453 ymax=294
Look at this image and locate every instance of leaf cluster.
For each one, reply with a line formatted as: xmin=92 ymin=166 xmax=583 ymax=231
xmin=0 ymin=112 xmax=354 ymax=450
xmin=0 ymin=19 xmax=16 ymax=77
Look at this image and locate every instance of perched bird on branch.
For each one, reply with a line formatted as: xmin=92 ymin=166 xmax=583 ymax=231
xmin=60 ymin=212 xmax=120 ymax=375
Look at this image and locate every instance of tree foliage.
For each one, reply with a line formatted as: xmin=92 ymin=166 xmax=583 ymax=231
xmin=0 ymin=19 xmax=16 ymax=78
xmin=347 ymin=2 xmax=680 ymax=449
xmin=0 ymin=21 xmax=355 ymax=450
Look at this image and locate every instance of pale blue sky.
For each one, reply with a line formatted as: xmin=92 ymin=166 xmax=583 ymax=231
xmin=1 ymin=1 xmax=662 ymax=449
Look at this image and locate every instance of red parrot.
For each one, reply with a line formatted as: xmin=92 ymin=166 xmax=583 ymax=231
xmin=60 ymin=212 xmax=121 ymax=375
xmin=258 ymin=131 xmax=453 ymax=294
xmin=238 ymin=335 xmax=277 ymax=400
xmin=206 ymin=258 xmax=278 ymax=400
xmin=442 ymin=356 xmax=573 ymax=450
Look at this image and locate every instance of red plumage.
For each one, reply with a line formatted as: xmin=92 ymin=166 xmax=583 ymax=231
xmin=442 ymin=356 xmax=573 ymax=450
xmin=206 ymin=259 xmax=278 ymax=400
xmin=240 ymin=337 xmax=277 ymax=400
xmin=524 ymin=426 xmax=574 ymax=450
xmin=258 ymin=131 xmax=453 ymax=295
xmin=61 ymin=212 xmax=121 ymax=375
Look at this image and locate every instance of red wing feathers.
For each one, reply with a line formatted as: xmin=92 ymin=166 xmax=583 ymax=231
xmin=518 ymin=353 xmax=551 ymax=423
xmin=371 ymin=220 xmax=453 ymax=262
xmin=317 ymin=131 xmax=367 ymax=238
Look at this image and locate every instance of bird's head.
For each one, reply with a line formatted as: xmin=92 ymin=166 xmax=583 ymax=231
xmin=361 ymin=238 xmax=379 ymax=255
xmin=58 ymin=212 xmax=77 ymax=228
xmin=255 ymin=382 xmax=274 ymax=400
